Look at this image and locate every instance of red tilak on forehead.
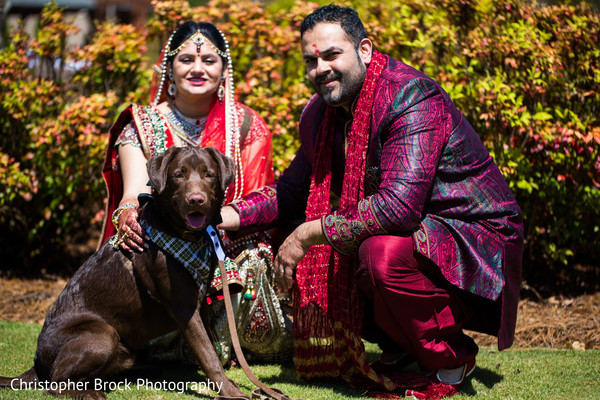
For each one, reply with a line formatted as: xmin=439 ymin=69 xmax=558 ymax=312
xmin=312 ymin=44 xmax=319 ymax=55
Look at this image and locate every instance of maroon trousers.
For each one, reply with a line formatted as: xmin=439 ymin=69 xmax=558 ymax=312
xmin=357 ymin=235 xmax=479 ymax=371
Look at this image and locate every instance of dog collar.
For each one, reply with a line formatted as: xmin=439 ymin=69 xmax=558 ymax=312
xmin=141 ymin=220 xmax=212 ymax=296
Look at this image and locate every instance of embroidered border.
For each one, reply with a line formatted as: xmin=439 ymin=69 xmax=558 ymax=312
xmin=358 ymin=197 xmax=387 ymax=236
xmin=322 ymin=212 xmax=365 ymax=255
xmin=131 ymin=104 xmax=151 ymax=157
xmin=322 ymin=197 xmax=388 ymax=255
xmin=230 ymin=185 xmax=277 ymax=219
xmin=144 ymin=105 xmax=169 ymax=156
xmin=413 ymin=224 xmax=431 ymax=258
xmin=115 ymin=122 xmax=141 ymax=149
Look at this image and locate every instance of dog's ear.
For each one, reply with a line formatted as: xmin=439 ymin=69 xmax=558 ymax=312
xmin=203 ymin=147 xmax=236 ymax=192
xmin=147 ymin=147 xmax=178 ymax=194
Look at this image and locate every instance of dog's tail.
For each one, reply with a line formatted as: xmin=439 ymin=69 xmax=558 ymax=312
xmin=0 ymin=367 xmax=38 ymax=388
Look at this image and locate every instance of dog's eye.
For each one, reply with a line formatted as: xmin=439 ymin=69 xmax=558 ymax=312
xmin=173 ymin=172 xmax=185 ymax=179
xmin=205 ymin=172 xmax=216 ymax=178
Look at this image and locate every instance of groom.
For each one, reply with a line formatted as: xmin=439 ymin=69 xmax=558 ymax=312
xmin=221 ymin=3 xmax=523 ymax=390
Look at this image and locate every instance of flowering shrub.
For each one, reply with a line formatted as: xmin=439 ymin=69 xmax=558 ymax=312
xmin=70 ymin=21 xmax=149 ymax=99
xmin=0 ymin=0 xmax=598 ymax=292
xmin=0 ymin=2 xmax=146 ymax=272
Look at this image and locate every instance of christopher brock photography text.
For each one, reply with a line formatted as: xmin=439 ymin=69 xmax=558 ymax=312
xmin=10 ymin=378 xmax=224 ymax=394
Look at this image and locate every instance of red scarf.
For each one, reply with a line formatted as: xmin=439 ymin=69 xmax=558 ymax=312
xmin=293 ymin=50 xmax=392 ymax=386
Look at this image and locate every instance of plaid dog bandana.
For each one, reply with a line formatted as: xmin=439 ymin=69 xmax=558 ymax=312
xmin=141 ymin=220 xmax=212 ymax=296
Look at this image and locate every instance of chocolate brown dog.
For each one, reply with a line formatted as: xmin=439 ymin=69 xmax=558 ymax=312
xmin=0 ymin=146 xmax=249 ymax=399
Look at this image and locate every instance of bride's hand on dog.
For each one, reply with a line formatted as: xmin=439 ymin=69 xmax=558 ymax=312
xmin=117 ymin=208 xmax=147 ymax=252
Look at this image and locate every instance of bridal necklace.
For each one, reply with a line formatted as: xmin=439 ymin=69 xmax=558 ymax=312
xmin=166 ymin=105 xmax=207 ymax=146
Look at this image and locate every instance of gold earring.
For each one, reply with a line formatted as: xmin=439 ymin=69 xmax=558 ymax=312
xmin=217 ymin=80 xmax=225 ymax=103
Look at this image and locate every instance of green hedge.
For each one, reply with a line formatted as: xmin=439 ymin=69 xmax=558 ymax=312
xmin=1 ymin=0 xmax=598 ymax=294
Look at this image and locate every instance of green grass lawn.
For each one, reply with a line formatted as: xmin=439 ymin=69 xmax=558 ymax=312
xmin=1 ymin=321 xmax=598 ymax=399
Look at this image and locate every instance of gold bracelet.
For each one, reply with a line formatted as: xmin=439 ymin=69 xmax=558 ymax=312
xmin=109 ymin=231 xmax=130 ymax=250
xmin=111 ymin=203 xmax=137 ymax=231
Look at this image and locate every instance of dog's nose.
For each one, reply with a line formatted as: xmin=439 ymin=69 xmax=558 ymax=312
xmin=187 ymin=193 xmax=206 ymax=205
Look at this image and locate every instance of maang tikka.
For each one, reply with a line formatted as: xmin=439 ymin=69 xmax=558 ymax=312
xmin=166 ymin=30 xmax=228 ymax=58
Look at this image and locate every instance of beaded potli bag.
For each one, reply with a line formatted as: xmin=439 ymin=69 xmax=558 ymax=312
xmin=207 ymin=240 xmax=294 ymax=366
xmin=234 ymin=243 xmax=293 ymax=361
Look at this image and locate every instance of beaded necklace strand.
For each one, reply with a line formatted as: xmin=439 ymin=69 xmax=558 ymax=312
xmin=166 ymin=107 xmax=206 ymax=145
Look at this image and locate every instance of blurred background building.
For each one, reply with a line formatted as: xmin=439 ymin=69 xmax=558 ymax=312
xmin=1 ymin=0 xmax=152 ymax=48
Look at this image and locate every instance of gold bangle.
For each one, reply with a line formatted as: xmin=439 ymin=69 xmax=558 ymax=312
xmin=111 ymin=203 xmax=137 ymax=231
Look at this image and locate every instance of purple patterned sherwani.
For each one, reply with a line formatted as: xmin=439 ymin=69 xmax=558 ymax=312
xmin=232 ymin=55 xmax=523 ymax=352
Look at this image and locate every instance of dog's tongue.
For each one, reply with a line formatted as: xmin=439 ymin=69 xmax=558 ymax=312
xmin=186 ymin=212 xmax=206 ymax=229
